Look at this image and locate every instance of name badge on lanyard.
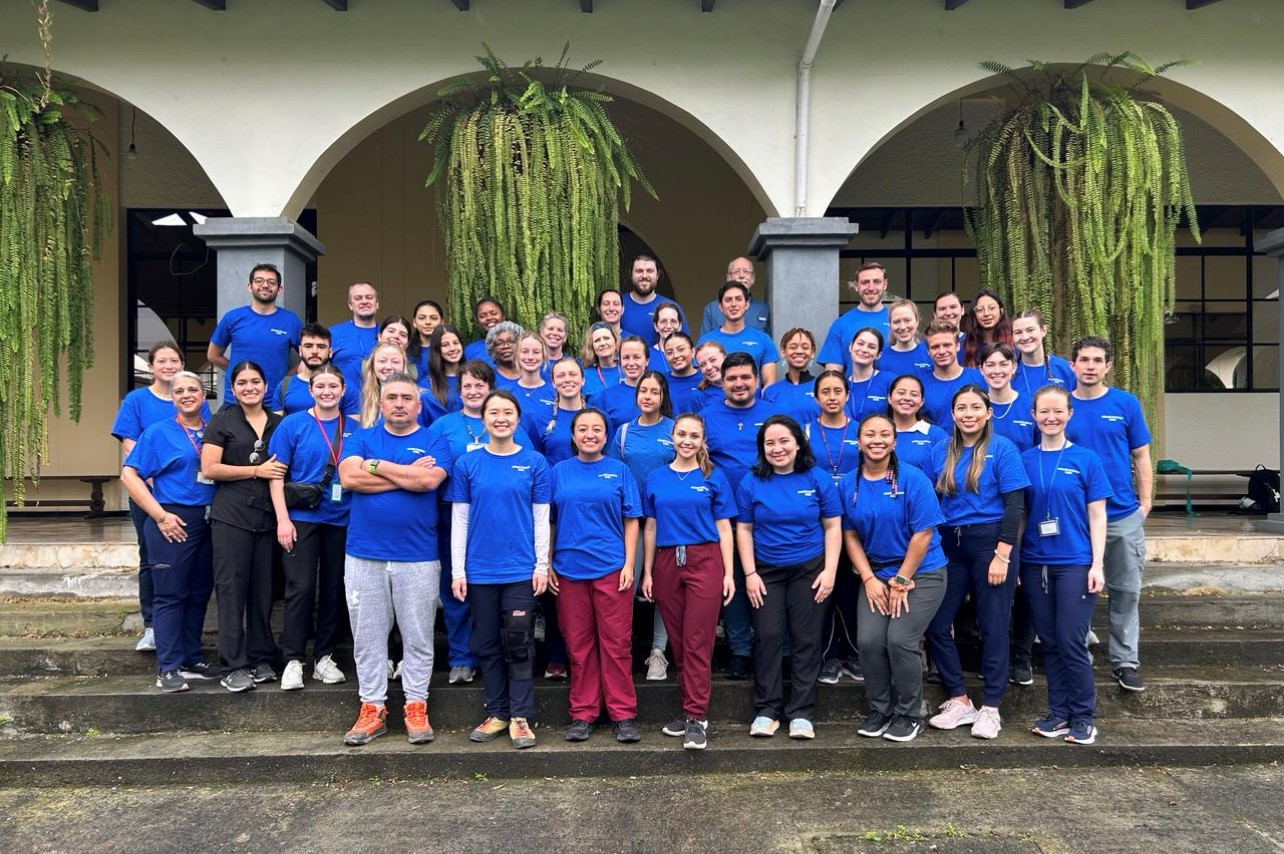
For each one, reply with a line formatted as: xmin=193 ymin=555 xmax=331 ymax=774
xmin=466 ymin=442 xmax=485 ymax=453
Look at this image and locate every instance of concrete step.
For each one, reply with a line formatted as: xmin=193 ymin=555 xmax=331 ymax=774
xmin=1 ymin=718 xmax=1281 ymax=787
xmin=0 ymin=567 xmax=137 ymax=599
xmin=0 ymin=599 xmax=140 ymax=637
xmin=3 ymin=666 xmax=1281 ymax=736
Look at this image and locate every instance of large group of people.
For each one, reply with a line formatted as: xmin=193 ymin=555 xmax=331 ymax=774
xmin=114 ymin=255 xmax=1152 ymax=752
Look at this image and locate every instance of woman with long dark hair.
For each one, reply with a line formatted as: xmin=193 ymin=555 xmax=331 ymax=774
xmin=411 ymin=300 xmax=444 ymax=376
xmin=420 ymin=324 xmax=465 ymax=422
xmin=960 ymin=289 xmax=1014 ymax=368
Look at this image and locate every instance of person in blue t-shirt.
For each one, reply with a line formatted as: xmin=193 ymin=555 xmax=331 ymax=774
xmin=358 ymin=343 xmax=412 ymax=428
xmin=839 ymin=412 xmax=948 ymax=744
xmin=697 ymin=282 xmax=780 ymax=385
xmin=819 ymin=262 xmax=891 ymax=375
xmin=538 ymin=311 xmax=573 ymax=368
xmin=960 ymin=289 xmax=1015 ymax=369
xmin=1021 ymin=385 xmax=1112 ymax=746
xmin=763 ymin=328 xmax=822 ymax=425
xmin=699 ymin=256 xmax=771 ymax=338
xmin=925 ymin=385 xmax=1029 ymax=741
xmin=1012 ymin=309 xmax=1076 ymax=400
xmin=1064 ymin=335 xmax=1153 ymax=694
xmin=661 ymin=332 xmax=703 ymax=413
xmin=526 ymin=356 xmax=589 ymax=468
xmin=463 ymin=297 xmax=505 ymax=365
xmin=688 ymin=340 xmax=727 ymax=414
xmin=591 ymin=336 xmax=649 ymax=433
xmin=886 ymin=373 xmax=948 ymax=480
xmin=111 ymin=340 xmax=212 ymax=652
xmin=581 ymin=322 xmax=622 ymax=400
xmin=266 ymin=365 xmax=354 ymax=692
xmin=649 ymin=303 xmax=685 ymax=373
xmin=551 ymin=409 xmax=644 ymax=743
xmin=844 ymin=327 xmax=893 ymax=423
xmin=419 ymin=325 xmax=465 ymax=424
xmin=920 ymin=320 xmax=986 ymax=426
xmin=328 ymin=282 xmax=380 ymax=393
xmin=271 ymin=324 xmax=361 ymax=418
xmin=703 ymin=352 xmax=785 ymax=678
xmin=594 ymin=289 xmax=625 ymax=342
xmin=512 ymin=331 xmax=557 ymax=429
xmin=410 ymin=299 xmax=444 ymax=377
xmin=120 ymin=371 xmax=218 ymax=694
xmin=620 ymin=253 xmax=685 ymax=347
xmin=485 ymin=321 xmax=524 ymax=390
xmin=337 ymin=373 xmax=451 ymax=747
xmin=447 ymin=389 xmax=552 ymax=750
xmin=879 ymin=299 xmax=932 ymax=379
xmin=640 ymin=412 xmax=736 ymax=749
xmin=736 ymin=415 xmax=842 ymax=739
xmin=207 ymin=263 xmax=303 ymax=404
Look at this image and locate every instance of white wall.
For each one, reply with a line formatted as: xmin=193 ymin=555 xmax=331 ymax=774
xmin=1164 ymin=393 xmax=1279 ymax=471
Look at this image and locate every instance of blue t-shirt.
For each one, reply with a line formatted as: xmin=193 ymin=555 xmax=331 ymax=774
xmin=582 ymin=364 xmax=622 ymax=400
xmin=818 ymin=306 xmax=891 ymax=374
xmin=418 ymin=375 xmax=462 ymax=425
xmin=838 ymin=464 xmax=946 ymax=578
xmin=931 ymin=434 xmax=1030 ymax=526
xmin=493 ymin=371 xmax=522 ymax=392
xmin=123 ymin=418 xmax=215 ymax=507
xmin=426 ymin=411 xmax=534 ymax=461
xmin=1014 ymin=355 xmax=1077 ymax=401
xmin=736 ymin=466 xmax=841 ymax=566
xmin=648 ymin=349 xmax=671 ymax=374
xmin=591 ymin=382 xmax=642 ymax=434
xmin=608 ymin=417 xmax=676 ymax=488
xmin=523 ymin=406 xmax=580 ymax=466
xmin=762 ymin=376 xmax=820 ymax=425
xmin=989 ymin=394 xmax=1038 ymax=454
xmin=111 ymin=388 xmax=212 ymax=443
xmin=700 ymin=297 xmax=770 ymax=338
xmin=621 ymin=293 xmax=684 ymax=347
xmin=1021 ymin=443 xmax=1114 ymax=566
xmin=896 ymin=422 xmax=949 ymax=481
xmin=666 ymin=372 xmax=705 ymax=414
xmin=341 ymin=425 xmax=451 ymax=562
xmin=920 ymin=367 xmax=986 ymax=427
xmin=463 ymin=339 xmax=494 ymax=367
xmin=210 ymin=305 xmax=302 ymax=401
xmin=642 ymin=465 xmax=736 ymax=547
xmin=703 ymin=397 xmax=784 ymax=490
xmin=685 ymin=385 xmax=721 ymax=414
xmin=878 ymin=342 xmax=932 ymax=379
xmin=272 ymin=374 xmax=360 ymax=418
xmin=806 ymin=418 xmax=862 ymax=482
xmin=550 ymin=457 xmax=642 ymax=581
xmin=445 ymin=447 xmax=552 ymax=584
xmin=328 ymin=321 xmax=378 ymax=393
xmin=697 ymin=328 xmax=780 ymax=373
xmin=845 ymin=371 xmax=893 ymax=423
xmin=268 ymin=410 xmax=354 ymax=526
xmin=1064 ymin=387 xmax=1152 ymax=521
xmin=514 ymin=381 xmax=558 ymax=432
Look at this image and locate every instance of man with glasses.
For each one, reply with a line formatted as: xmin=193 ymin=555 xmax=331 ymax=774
xmin=699 ymin=257 xmax=771 ymax=338
xmin=208 ymin=264 xmax=303 ymax=405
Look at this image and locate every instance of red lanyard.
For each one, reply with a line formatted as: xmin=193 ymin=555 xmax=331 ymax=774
xmin=597 ymin=365 xmax=619 ymax=388
xmin=311 ymin=408 xmax=343 ymax=466
xmin=176 ymin=415 xmax=205 ymax=458
xmin=817 ymin=417 xmax=851 ymax=478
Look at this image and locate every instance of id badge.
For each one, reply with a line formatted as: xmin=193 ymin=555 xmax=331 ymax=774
xmin=196 ymin=472 xmax=214 ymax=485
xmin=1038 ymin=518 xmax=1060 ymax=537
xmin=466 ymin=442 xmax=485 ymax=453
xmin=329 ymin=483 xmax=343 ymax=503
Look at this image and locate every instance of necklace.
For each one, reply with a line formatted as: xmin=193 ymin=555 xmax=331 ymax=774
xmin=991 ymin=395 xmax=1017 ymax=420
xmin=674 ymin=466 xmax=699 ymax=482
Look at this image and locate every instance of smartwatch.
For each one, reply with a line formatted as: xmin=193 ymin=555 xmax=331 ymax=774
xmin=368 ymin=459 xmax=380 ymax=474
xmin=891 ymin=574 xmax=911 ymax=588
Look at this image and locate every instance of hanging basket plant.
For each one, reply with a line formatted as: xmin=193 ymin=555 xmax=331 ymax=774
xmin=0 ymin=60 xmax=112 ymax=539
xmin=963 ymin=53 xmax=1199 ymax=428
xmin=420 ymin=43 xmax=655 ymax=342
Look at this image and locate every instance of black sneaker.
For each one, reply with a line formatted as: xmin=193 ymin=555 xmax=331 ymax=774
xmin=1009 ymin=660 xmax=1034 ymax=686
xmin=178 ymin=662 xmax=223 ymax=681
xmin=841 ymin=658 xmax=864 ymax=684
xmin=857 ymin=710 xmax=893 ymax=738
xmin=925 ymin=661 xmax=941 ymax=684
xmin=683 ymin=718 xmax=708 ymax=750
xmin=818 ymin=658 xmax=842 ymax=685
xmin=882 ymin=715 xmax=922 ymax=743
xmin=220 ymin=668 xmax=256 ymax=693
xmin=251 ymin=662 xmax=277 ymax=684
xmin=661 ymin=715 xmax=687 ymax=737
xmin=564 ymin=719 xmax=595 ymax=742
xmin=724 ymin=654 xmax=751 ymax=680
xmin=613 ymin=719 xmax=642 ymax=743
xmin=1114 ymin=667 xmax=1145 ymax=693
xmin=156 ymin=670 xmax=189 ymax=693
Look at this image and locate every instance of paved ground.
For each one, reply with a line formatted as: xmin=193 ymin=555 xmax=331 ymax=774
xmin=1 ymin=764 xmax=1282 ymax=853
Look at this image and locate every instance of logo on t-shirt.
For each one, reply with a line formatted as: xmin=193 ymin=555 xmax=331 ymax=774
xmin=1101 ymin=415 xmax=1125 ymax=423
xmin=407 ymin=447 xmax=427 ymax=455
xmin=598 ymin=472 xmax=620 ymax=480
xmin=797 ymin=489 xmax=817 ymax=497
xmin=690 ymin=485 xmax=709 ymax=493
xmin=270 ymin=328 xmax=289 ymax=336
xmin=512 ymin=464 xmax=532 ymax=473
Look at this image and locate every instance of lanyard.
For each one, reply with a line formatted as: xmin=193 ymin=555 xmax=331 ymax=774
xmin=1037 ymin=441 xmax=1071 ymax=516
xmin=311 ymin=408 xmax=343 ymax=466
xmin=463 ymin=414 xmax=486 ymax=446
xmin=597 ymin=365 xmax=619 ymax=389
xmin=175 ymin=415 xmax=205 ymax=458
xmin=848 ymin=370 xmax=878 ymax=421
xmin=817 ymin=418 xmax=851 ymax=478
xmin=1020 ymin=357 xmax=1052 ymax=400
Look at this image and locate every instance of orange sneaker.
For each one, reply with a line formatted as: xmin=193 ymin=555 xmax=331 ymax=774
xmin=343 ymin=702 xmax=388 ymax=746
xmin=404 ymin=700 xmax=434 ymax=744
xmin=509 ymin=717 xmax=536 ymax=749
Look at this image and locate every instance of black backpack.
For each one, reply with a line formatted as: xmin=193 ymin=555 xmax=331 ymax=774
xmin=1243 ymin=466 xmax=1281 ymax=514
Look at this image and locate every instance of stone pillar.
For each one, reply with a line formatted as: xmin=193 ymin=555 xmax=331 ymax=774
xmin=1254 ymin=227 xmax=1284 ymax=532
xmin=747 ymin=217 xmax=859 ymax=347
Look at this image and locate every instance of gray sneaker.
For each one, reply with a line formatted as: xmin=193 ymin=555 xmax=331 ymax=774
xmin=683 ymin=719 xmax=708 ymax=750
xmin=220 ymin=668 xmax=256 ymax=693
xmin=645 ymin=648 xmax=668 ymax=681
xmin=156 ymin=670 xmax=189 ymax=693
xmin=448 ymin=665 xmax=477 ymax=684
xmin=818 ymin=659 xmax=842 ymax=685
xmin=135 ymin=627 xmax=156 ymax=652
xmin=251 ymin=662 xmax=277 ymax=684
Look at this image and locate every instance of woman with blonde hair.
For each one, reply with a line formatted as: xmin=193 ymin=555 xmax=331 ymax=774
xmin=359 ymin=343 xmax=410 ymax=428
xmin=879 ymin=299 xmax=931 ymax=378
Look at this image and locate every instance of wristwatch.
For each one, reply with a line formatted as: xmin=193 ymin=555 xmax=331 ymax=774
xmin=891 ymin=575 xmax=911 ymax=588
xmin=368 ymin=459 xmax=380 ymax=474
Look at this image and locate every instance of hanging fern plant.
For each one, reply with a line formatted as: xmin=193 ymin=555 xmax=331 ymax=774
xmin=963 ymin=53 xmax=1199 ymax=430
xmin=420 ymin=43 xmax=654 ymax=342
xmin=0 ymin=13 xmax=112 ymax=540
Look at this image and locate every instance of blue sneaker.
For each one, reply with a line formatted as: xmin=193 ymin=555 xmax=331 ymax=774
xmin=788 ymin=719 xmax=815 ymax=740
xmin=1031 ymin=714 xmax=1070 ymax=738
xmin=749 ymin=715 xmax=779 ymax=737
xmin=1065 ymin=719 xmax=1097 ymax=745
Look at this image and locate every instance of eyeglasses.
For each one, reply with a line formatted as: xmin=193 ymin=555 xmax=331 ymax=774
xmin=248 ymin=439 xmax=266 ymax=464
xmin=251 ymin=277 xmax=279 ymax=286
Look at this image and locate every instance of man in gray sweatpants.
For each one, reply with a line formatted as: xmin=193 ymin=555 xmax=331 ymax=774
xmin=337 ymin=373 xmax=453 ymax=745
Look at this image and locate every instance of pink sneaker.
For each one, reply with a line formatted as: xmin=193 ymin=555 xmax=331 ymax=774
xmin=928 ymin=697 xmax=978 ymax=730
xmin=970 ymin=705 xmax=1002 ymax=739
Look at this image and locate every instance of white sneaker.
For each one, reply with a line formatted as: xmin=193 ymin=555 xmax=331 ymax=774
xmin=313 ymin=654 xmax=346 ymax=685
xmin=928 ymin=697 xmax=978 ymax=730
xmin=970 ymin=705 xmax=1002 ymax=739
xmin=645 ymin=648 xmax=668 ymax=681
xmin=391 ymin=660 xmax=403 ymax=681
xmin=281 ymin=660 xmax=305 ymax=691
xmin=135 ymin=627 xmax=156 ymax=652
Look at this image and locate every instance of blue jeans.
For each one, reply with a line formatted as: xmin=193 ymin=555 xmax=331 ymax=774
xmin=1022 ymin=562 xmax=1098 ymax=723
xmin=143 ymin=505 xmax=213 ymax=674
xmin=128 ymin=498 xmax=155 ymax=627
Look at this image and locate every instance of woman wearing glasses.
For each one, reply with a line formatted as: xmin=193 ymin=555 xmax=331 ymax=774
xmin=201 ymin=361 xmax=287 ymax=693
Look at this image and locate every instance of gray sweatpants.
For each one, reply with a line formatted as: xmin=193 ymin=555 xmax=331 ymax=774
xmin=1104 ymin=509 xmax=1146 ymax=671
xmin=344 ymin=555 xmax=440 ymax=705
xmin=856 ymin=569 xmax=947 ymax=720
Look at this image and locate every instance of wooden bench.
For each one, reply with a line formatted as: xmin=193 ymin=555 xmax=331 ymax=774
xmin=1155 ymin=468 xmax=1249 ymax=508
xmin=4 ymin=475 xmax=116 ymax=519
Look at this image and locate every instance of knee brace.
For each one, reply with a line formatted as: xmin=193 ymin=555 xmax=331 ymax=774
xmin=501 ymin=609 xmax=535 ymax=680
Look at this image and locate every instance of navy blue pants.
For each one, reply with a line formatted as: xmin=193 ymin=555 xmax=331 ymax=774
xmin=926 ymin=521 xmax=1017 ymax=707
xmin=1022 ymin=562 xmax=1098 ymax=723
xmin=437 ymin=514 xmax=476 ymax=667
xmin=129 ymin=498 xmax=155 ymax=627
xmin=470 ymin=580 xmax=537 ymax=721
xmin=143 ymin=505 xmax=213 ymax=674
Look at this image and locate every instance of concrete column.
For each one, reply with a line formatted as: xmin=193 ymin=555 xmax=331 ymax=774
xmin=747 ymin=217 xmax=859 ymax=346
xmin=1254 ymin=227 xmax=1284 ymax=532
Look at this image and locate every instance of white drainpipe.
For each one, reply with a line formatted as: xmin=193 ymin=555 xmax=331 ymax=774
xmin=795 ymin=0 xmax=838 ymax=217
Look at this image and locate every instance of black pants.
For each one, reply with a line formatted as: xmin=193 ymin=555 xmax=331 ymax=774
xmin=281 ymin=520 xmax=348 ymax=663
xmin=470 ymin=581 xmax=538 ymax=721
xmin=211 ymin=521 xmax=278 ymax=671
xmin=749 ymin=554 xmax=827 ymax=721
xmin=821 ymin=554 xmax=859 ymax=662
